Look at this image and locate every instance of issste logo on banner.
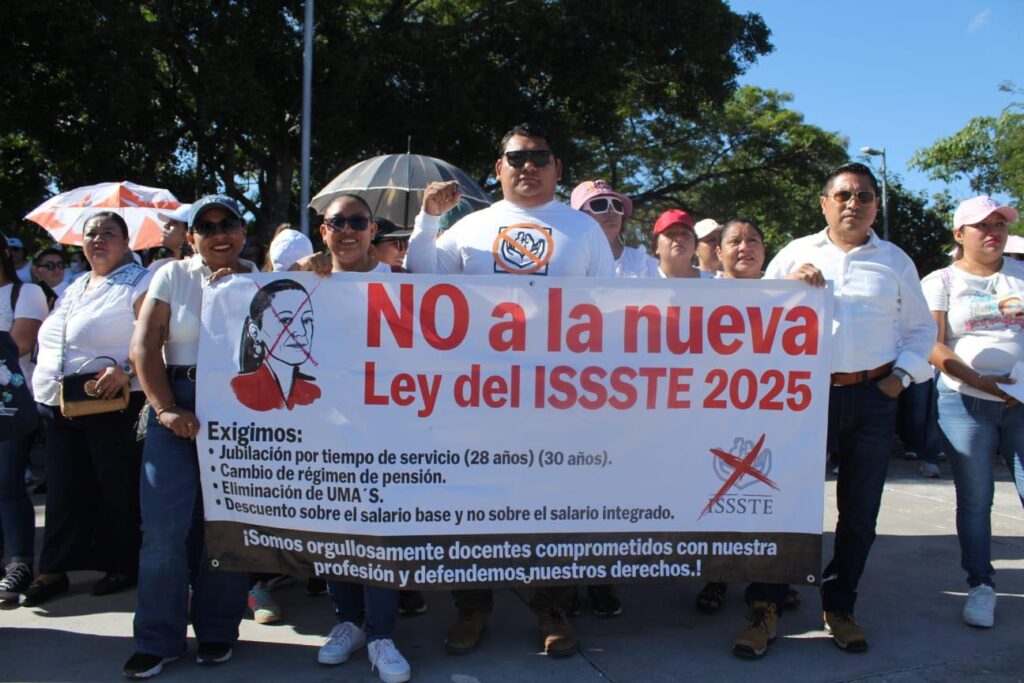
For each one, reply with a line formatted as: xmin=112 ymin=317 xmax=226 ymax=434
xmin=699 ymin=433 xmax=780 ymax=519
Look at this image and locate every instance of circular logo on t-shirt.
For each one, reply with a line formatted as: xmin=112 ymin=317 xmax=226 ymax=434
xmin=492 ymin=224 xmax=554 ymax=275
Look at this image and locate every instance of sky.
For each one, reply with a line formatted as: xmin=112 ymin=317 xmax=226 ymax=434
xmin=728 ymin=0 xmax=1022 ymax=204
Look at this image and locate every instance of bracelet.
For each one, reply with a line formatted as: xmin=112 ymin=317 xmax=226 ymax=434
xmin=156 ymin=403 xmax=176 ymax=417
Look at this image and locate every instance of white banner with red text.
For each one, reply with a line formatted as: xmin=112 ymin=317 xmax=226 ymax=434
xmin=196 ymin=273 xmax=832 ymax=589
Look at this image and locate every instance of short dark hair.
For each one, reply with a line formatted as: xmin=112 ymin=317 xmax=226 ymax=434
xmin=85 ymin=211 xmax=130 ymax=239
xmin=499 ymin=123 xmax=556 ymax=156
xmin=33 ymin=247 xmax=64 ymax=265
xmin=722 ymin=218 xmax=764 ymax=242
xmin=324 ymin=194 xmax=374 ymax=221
xmin=822 ymin=162 xmax=880 ymax=197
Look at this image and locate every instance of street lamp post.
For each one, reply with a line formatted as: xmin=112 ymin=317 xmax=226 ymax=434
xmin=300 ymin=0 xmax=314 ymax=236
xmin=860 ymin=146 xmax=889 ymax=241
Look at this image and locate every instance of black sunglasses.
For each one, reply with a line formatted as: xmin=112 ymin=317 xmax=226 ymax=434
xmin=503 ymin=150 xmax=552 ymax=169
xmin=379 ymin=237 xmax=409 ymax=249
xmin=192 ymin=216 xmax=244 ymax=236
xmin=323 ymin=215 xmax=371 ymax=232
xmin=35 ymin=262 xmax=64 ymax=271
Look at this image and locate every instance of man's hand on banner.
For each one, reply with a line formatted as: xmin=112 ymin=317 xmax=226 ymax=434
xmin=291 ymin=252 xmax=333 ymax=277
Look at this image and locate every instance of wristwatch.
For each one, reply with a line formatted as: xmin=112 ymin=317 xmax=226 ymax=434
xmin=121 ymin=361 xmax=136 ymax=379
xmin=892 ymin=367 xmax=911 ymax=389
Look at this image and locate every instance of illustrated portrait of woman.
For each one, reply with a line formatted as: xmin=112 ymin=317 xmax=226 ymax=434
xmin=230 ymin=278 xmax=321 ymax=411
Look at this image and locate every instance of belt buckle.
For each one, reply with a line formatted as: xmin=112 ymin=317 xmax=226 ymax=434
xmin=186 ymin=366 xmax=197 ymax=382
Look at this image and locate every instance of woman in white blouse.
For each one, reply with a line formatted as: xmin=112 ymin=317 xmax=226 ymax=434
xmin=20 ymin=213 xmax=151 ymax=607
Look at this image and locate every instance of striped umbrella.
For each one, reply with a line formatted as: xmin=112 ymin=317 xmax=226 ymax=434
xmin=25 ymin=181 xmax=183 ymax=250
xmin=310 ymin=154 xmax=491 ymax=228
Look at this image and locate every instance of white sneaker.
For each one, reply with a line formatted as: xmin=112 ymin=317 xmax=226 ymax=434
xmin=318 ymin=622 xmax=366 ymax=665
xmin=918 ymin=462 xmax=941 ymax=478
xmin=368 ymin=638 xmax=411 ymax=683
xmin=963 ymin=584 xmax=996 ymax=627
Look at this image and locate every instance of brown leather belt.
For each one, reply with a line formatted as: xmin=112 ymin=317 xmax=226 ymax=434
xmin=830 ymin=362 xmax=894 ymax=387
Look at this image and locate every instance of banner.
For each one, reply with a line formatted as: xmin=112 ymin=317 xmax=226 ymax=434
xmin=197 ymin=273 xmax=832 ymax=589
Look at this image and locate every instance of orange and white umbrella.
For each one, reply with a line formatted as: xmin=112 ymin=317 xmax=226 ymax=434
xmin=25 ymin=181 xmax=183 ymax=250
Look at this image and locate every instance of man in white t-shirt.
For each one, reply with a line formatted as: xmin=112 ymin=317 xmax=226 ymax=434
xmin=407 ymin=124 xmax=614 ymax=278
xmin=407 ymin=124 xmax=613 ymax=659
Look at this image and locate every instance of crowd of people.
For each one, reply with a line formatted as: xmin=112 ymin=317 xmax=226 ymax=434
xmin=0 ymin=123 xmax=1021 ymax=682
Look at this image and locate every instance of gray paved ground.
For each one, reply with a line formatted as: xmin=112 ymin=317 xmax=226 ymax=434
xmin=3 ymin=458 xmax=1023 ymax=683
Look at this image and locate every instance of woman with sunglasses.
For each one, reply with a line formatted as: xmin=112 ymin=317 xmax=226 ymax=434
xmin=371 ymin=218 xmax=412 ymax=270
xmin=571 ymin=180 xmax=656 ymax=278
xmin=921 ymin=195 xmax=1024 ymax=629
xmin=18 ymin=213 xmax=150 ymax=608
xmin=292 ymin=193 xmax=411 ymax=683
xmin=0 ymin=234 xmax=48 ymax=604
xmin=124 ymin=195 xmax=254 ymax=679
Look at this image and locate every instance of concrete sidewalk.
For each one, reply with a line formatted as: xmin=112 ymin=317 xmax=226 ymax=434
xmin=3 ymin=458 xmax=1023 ymax=683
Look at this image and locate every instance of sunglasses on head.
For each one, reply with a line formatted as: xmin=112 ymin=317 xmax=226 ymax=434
xmin=35 ymin=261 xmax=64 ymax=271
xmin=585 ymin=197 xmax=625 ymax=215
xmin=192 ymin=216 xmax=244 ymax=236
xmin=503 ymin=150 xmax=552 ymax=169
xmin=830 ymin=190 xmax=876 ymax=205
xmin=323 ymin=215 xmax=371 ymax=232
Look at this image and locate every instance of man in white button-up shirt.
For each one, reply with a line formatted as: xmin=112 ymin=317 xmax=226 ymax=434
xmin=757 ymin=163 xmax=935 ymax=654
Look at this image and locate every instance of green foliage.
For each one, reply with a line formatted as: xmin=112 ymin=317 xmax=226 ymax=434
xmin=0 ymin=0 xmax=771 ymax=241
xmin=884 ymin=177 xmax=955 ymax=277
xmin=570 ymin=86 xmax=849 ymax=258
xmin=911 ymin=83 xmax=1024 ymax=206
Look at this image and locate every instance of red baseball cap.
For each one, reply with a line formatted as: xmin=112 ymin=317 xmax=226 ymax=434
xmin=653 ymin=209 xmax=695 ymax=235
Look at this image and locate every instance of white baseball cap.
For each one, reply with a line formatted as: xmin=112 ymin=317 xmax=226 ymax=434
xmin=269 ymin=228 xmax=314 ymax=272
xmin=694 ymin=218 xmax=723 ymax=240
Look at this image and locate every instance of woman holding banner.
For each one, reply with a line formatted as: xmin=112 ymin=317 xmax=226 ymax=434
xmin=124 ymin=195 xmax=254 ymax=679
xmin=291 ymin=193 xmax=411 ymax=683
xmin=922 ymin=195 xmax=1024 ymax=629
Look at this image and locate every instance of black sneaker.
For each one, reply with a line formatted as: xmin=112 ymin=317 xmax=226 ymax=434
xmin=196 ymin=642 xmax=232 ymax=665
xmin=588 ymin=585 xmax=622 ymax=618
xmin=0 ymin=562 xmax=33 ymax=601
xmin=123 ymin=652 xmax=179 ymax=679
xmin=20 ymin=574 xmax=69 ymax=607
xmin=398 ymin=590 xmax=427 ymax=615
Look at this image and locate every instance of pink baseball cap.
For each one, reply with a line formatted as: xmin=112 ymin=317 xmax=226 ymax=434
xmin=570 ymin=180 xmax=633 ymax=220
xmin=953 ymin=195 xmax=1018 ymax=229
xmin=653 ymin=209 xmax=695 ymax=235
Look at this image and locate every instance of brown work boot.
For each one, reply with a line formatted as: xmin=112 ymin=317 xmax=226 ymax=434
xmin=538 ymin=606 xmax=577 ymax=658
xmin=824 ymin=611 xmax=868 ymax=652
xmin=732 ymin=601 xmax=778 ymax=659
xmin=445 ymin=609 xmax=487 ymax=655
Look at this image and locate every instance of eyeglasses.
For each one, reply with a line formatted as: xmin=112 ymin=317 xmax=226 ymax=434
xmin=379 ymin=237 xmax=409 ymax=250
xmin=585 ymin=197 xmax=625 ymax=215
xmin=830 ymin=190 xmax=876 ymax=205
xmin=192 ymin=217 xmax=244 ymax=236
xmin=35 ymin=262 xmax=64 ymax=271
xmin=503 ymin=150 xmax=552 ymax=169
xmin=323 ymin=215 xmax=371 ymax=232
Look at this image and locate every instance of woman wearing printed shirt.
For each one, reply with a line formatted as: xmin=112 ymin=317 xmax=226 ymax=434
xmin=921 ymin=195 xmax=1024 ymax=629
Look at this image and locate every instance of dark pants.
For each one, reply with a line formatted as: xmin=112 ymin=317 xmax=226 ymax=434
xmin=37 ymin=393 xmax=145 ymax=575
xmin=821 ymin=381 xmax=898 ymax=613
xmin=453 ymin=586 xmax=575 ymax=615
xmin=897 ymin=378 xmax=942 ymax=465
xmin=745 ymin=583 xmax=788 ymax=611
xmin=0 ymin=433 xmax=35 ymax=564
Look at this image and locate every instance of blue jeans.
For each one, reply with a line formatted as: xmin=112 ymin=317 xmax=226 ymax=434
xmin=0 ymin=433 xmax=34 ymax=564
xmin=327 ymin=580 xmax=398 ymax=642
xmin=936 ymin=379 xmax=1024 ymax=588
xmin=133 ymin=377 xmax=248 ymax=657
xmin=821 ymin=381 xmax=899 ymax=613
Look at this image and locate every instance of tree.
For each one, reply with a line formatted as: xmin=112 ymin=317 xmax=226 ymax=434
xmin=882 ymin=176 xmax=954 ymax=277
xmin=1 ymin=0 xmax=771 ymax=238
xmin=910 ymin=83 xmax=1024 ymax=205
xmin=570 ymin=86 xmax=849 ymax=256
